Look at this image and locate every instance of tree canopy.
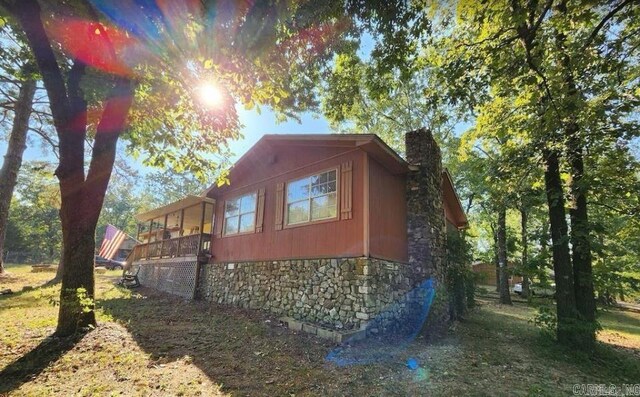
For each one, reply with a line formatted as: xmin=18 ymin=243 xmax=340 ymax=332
xmin=318 ymin=0 xmax=640 ymax=348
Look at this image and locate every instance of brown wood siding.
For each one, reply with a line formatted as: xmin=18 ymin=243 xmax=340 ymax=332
xmin=368 ymin=156 xmax=408 ymax=262
xmin=222 ymin=145 xmax=353 ymax=189
xmin=209 ymin=147 xmax=364 ymax=262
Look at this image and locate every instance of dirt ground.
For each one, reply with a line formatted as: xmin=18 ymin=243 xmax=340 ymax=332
xmin=1 ymin=264 xmax=639 ymax=396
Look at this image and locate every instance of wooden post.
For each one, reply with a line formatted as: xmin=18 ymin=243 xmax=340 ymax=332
xmin=160 ymin=214 xmax=168 ymax=258
xmin=146 ymin=220 xmax=152 ymax=259
xmin=193 ymin=202 xmax=208 ymax=300
xmin=177 ymin=208 xmax=184 ymax=256
xmin=198 ymin=202 xmax=206 ymax=253
xmin=136 ymin=223 xmax=141 ymax=242
xmin=192 ymin=263 xmax=200 ymax=300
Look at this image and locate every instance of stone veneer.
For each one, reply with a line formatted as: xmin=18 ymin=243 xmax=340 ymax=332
xmin=405 ymin=128 xmax=446 ymax=283
xmin=199 ymin=257 xmax=427 ymax=332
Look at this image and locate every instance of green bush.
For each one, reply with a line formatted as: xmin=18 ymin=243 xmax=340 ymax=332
xmin=531 ymin=305 xmax=557 ymax=337
xmin=445 ymin=230 xmax=474 ymax=318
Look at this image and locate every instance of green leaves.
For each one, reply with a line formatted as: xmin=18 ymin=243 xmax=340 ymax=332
xmin=6 ymin=161 xmax=62 ymax=262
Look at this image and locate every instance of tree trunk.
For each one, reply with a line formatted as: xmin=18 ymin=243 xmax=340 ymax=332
xmin=8 ymin=0 xmax=135 ymax=335
xmin=556 ymin=0 xmax=597 ymax=348
xmin=56 ymin=221 xmax=97 ymax=335
xmin=497 ymin=207 xmax=512 ymax=305
xmin=0 ymin=76 xmax=37 ymax=274
xmin=543 ymin=148 xmax=579 ymax=345
xmin=520 ymin=207 xmax=530 ymax=299
xmin=55 ymin=77 xmax=133 ymax=336
xmin=491 ymin=225 xmax=500 ymax=292
xmin=567 ymin=138 xmax=596 ymax=318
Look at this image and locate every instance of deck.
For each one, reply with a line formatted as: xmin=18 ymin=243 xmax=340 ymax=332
xmin=129 ymin=233 xmax=211 ymax=262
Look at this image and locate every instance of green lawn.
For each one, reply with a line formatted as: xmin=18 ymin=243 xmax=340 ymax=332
xmin=1 ymin=264 xmax=639 ymax=396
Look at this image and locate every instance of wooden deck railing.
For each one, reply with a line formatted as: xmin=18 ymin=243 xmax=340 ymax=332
xmin=130 ymin=233 xmax=211 ymax=262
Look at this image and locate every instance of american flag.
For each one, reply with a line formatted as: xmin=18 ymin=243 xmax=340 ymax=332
xmin=98 ymin=224 xmax=127 ymax=259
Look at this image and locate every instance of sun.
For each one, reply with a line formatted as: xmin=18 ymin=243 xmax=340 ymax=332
xmin=197 ymin=81 xmax=224 ymax=108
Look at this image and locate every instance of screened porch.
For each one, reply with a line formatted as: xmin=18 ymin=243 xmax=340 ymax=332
xmin=129 ymin=195 xmax=215 ymax=262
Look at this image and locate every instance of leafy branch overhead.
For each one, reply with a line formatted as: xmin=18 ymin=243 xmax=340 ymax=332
xmin=0 ymin=0 xmax=371 ymax=336
xmin=318 ymin=0 xmax=640 ymax=347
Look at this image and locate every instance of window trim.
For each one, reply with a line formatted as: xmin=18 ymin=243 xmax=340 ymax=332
xmin=284 ymin=167 xmax=340 ymax=228
xmin=222 ymin=191 xmax=258 ymax=237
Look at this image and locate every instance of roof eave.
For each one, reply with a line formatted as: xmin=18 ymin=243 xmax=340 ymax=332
xmin=134 ymin=195 xmax=216 ymax=222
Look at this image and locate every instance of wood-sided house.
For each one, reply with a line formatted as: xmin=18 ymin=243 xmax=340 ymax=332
xmin=129 ymin=128 xmax=467 ymax=334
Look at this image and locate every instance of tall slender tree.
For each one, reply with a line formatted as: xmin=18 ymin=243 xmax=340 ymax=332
xmin=0 ymin=66 xmax=35 ymax=273
xmin=351 ymin=0 xmax=640 ymax=349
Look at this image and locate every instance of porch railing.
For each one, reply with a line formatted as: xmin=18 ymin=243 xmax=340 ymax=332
xmin=130 ymin=233 xmax=211 ymax=262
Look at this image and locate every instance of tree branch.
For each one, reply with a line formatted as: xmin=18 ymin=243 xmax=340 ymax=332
xmin=530 ymin=0 xmax=553 ymax=35
xmin=456 ymin=23 xmax=519 ymax=49
xmin=581 ymin=0 xmax=638 ymax=51
xmin=5 ymin=0 xmax=70 ymax=130
xmin=61 ymin=60 xmax=88 ymax=177
xmin=28 ymin=126 xmax=59 ymax=157
xmin=590 ymin=201 xmax=639 ymax=217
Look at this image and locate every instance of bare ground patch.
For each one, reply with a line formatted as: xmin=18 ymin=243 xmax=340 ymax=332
xmin=1 ymin=265 xmax=639 ymax=396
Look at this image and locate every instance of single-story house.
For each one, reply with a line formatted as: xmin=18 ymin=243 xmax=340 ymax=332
xmin=128 ymin=128 xmax=467 ymax=335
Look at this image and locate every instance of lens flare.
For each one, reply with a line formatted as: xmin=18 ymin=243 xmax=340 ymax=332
xmin=197 ymin=82 xmax=224 ymax=108
xmin=325 ymin=278 xmax=436 ymax=367
xmin=47 ymin=0 xmax=349 ymax=94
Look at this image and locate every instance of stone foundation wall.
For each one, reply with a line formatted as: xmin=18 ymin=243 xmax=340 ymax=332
xmin=199 ymin=257 xmax=429 ymax=331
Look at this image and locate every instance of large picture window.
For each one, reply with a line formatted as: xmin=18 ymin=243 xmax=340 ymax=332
xmin=224 ymin=192 xmax=257 ymax=235
xmin=286 ymin=169 xmax=337 ymax=225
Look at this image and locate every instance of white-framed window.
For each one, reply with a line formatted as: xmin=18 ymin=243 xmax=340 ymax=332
xmin=286 ymin=169 xmax=337 ymax=225
xmin=223 ymin=192 xmax=257 ymax=235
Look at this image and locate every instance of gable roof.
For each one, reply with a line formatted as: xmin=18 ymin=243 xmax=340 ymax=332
xmin=204 ymin=134 xmax=408 ymax=195
xmin=204 ymin=133 xmax=468 ymax=229
xmin=259 ymin=134 xmax=407 ymax=171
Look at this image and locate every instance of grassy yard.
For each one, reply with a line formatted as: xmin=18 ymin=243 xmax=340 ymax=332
xmin=1 ymin=264 xmax=639 ymax=396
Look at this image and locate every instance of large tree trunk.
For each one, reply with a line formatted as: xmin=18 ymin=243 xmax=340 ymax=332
xmin=556 ymin=0 xmax=597 ymax=349
xmin=543 ymin=148 xmax=579 ymax=345
xmin=567 ymin=131 xmax=597 ymax=347
xmin=0 ymin=76 xmax=36 ymax=274
xmin=55 ymin=77 xmax=132 ymax=336
xmin=497 ymin=207 xmax=512 ymax=305
xmin=520 ymin=207 xmax=530 ymax=299
xmin=567 ymin=137 xmax=596 ymax=302
xmin=9 ymin=0 xmax=134 ymax=336
xmin=56 ymin=222 xmax=97 ymax=334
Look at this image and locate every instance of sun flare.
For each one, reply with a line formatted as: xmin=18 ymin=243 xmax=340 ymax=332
xmin=197 ymin=82 xmax=224 ymax=108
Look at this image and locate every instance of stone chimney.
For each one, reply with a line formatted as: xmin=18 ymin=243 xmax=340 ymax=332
xmin=405 ymin=128 xmax=445 ymax=282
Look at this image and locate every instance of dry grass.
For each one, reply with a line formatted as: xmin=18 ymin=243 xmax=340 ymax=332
xmin=1 ymin=264 xmax=639 ymax=396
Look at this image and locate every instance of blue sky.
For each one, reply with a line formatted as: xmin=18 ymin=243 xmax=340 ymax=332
xmin=0 ymin=26 xmax=374 ymax=169
xmin=231 ymin=108 xmax=331 ymax=161
xmin=0 ymin=107 xmax=333 ymax=170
